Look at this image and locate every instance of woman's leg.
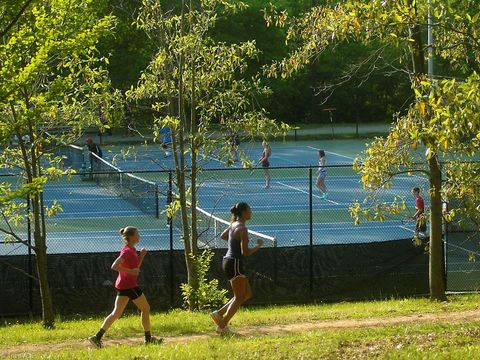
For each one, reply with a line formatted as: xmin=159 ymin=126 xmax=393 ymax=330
xmin=319 ymin=178 xmax=327 ymax=193
xmin=264 ymin=169 xmax=270 ymax=188
xmin=133 ymin=294 xmax=163 ymax=344
xmin=217 ymin=298 xmax=235 ymax=317
xmin=216 ymin=281 xmax=251 ymax=320
xmin=100 ymin=295 xmax=130 ymax=331
xmin=220 ymin=276 xmax=250 ymax=328
xmin=132 ymin=294 xmax=151 ymax=332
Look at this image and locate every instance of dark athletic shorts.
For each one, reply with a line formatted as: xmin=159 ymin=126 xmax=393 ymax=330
xmin=261 ymin=160 xmax=270 ymax=168
xmin=116 ymin=286 xmax=143 ymax=300
xmin=222 ymin=257 xmax=245 ymax=281
xmin=416 ymin=219 xmax=427 ymax=233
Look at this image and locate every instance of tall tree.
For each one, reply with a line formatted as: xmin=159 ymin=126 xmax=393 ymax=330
xmin=266 ymin=0 xmax=480 ymax=301
xmin=0 ymin=0 xmax=117 ymax=327
xmin=131 ymin=0 xmax=287 ymax=309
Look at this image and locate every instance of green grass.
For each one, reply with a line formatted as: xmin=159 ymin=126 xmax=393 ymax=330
xmin=2 ymin=295 xmax=480 ymax=359
xmin=44 ymin=322 xmax=480 ymax=359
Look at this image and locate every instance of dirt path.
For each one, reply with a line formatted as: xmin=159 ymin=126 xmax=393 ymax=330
xmin=3 ymin=308 xmax=480 ymax=357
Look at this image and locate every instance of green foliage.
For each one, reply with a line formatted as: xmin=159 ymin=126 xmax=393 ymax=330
xmin=0 ymin=0 xmax=120 ymax=327
xmin=180 ymin=250 xmax=228 ymax=310
xmin=268 ymin=0 xmax=480 ymax=301
xmin=94 ymin=0 xmax=413 ymax=125
xmin=130 ymin=0 xmax=288 ymax=310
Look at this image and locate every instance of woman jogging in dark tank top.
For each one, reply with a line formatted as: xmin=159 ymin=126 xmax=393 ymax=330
xmin=210 ymin=202 xmax=263 ymax=335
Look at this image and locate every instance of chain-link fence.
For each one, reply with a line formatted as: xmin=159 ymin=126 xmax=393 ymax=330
xmin=0 ymin=163 xmax=476 ymax=315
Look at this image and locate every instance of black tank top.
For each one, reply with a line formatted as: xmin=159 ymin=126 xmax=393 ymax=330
xmin=224 ymin=223 xmax=244 ymax=259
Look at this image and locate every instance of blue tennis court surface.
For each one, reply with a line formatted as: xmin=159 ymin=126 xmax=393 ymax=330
xmin=0 ymin=140 xmax=431 ymax=255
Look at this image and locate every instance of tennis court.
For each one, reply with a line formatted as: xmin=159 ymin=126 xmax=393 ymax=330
xmin=0 ymin=139 xmax=430 ymax=256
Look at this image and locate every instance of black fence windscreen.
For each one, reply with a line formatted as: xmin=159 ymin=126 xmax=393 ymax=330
xmin=0 ymin=160 xmax=475 ymax=315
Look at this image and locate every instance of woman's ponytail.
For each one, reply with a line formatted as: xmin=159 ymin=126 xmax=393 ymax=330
xmin=230 ymin=202 xmax=250 ymax=222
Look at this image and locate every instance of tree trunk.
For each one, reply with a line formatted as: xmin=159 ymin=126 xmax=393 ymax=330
xmin=11 ymin=102 xmax=55 ymax=327
xmin=34 ymin=221 xmax=55 ymax=328
xmin=409 ymin=23 xmax=426 ymax=75
xmin=31 ymin=149 xmax=55 ymax=327
xmin=177 ymin=0 xmax=198 ymax=310
xmin=428 ymin=156 xmax=447 ymax=301
xmin=190 ymin=33 xmax=199 ymax=258
xmin=408 ymin=1 xmax=425 ymax=76
xmin=407 ymin=0 xmax=446 ymax=301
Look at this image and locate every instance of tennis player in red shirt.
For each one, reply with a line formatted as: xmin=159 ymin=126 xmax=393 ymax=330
xmin=411 ymin=187 xmax=427 ymax=237
xmin=88 ymin=226 xmax=162 ymax=348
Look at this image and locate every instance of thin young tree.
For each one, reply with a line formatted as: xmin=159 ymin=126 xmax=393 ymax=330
xmin=0 ymin=0 xmax=117 ymax=327
xmin=131 ymin=0 xmax=288 ymax=309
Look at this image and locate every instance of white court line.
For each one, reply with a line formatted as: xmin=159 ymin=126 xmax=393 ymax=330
xmin=306 ymin=146 xmax=356 ymax=161
xmin=249 ymin=219 xmax=411 ymax=228
xmin=51 ymin=215 xmax=145 ymax=220
xmin=44 ymin=197 xmax=124 ymax=202
xmin=400 ymin=225 xmax=415 ymax=233
xmin=199 ymin=204 xmax=350 ymax=212
xmin=270 ymin=155 xmax=303 ymax=166
xmin=307 ymin=145 xmax=429 ymax=181
xmin=55 ymin=210 xmax=142 ymax=216
xmin=276 ymin=181 xmax=340 ymax=205
xmin=205 ymin=155 xmax=240 ymax=168
xmin=40 ymin=228 xmax=171 ymax=235
xmin=267 ymin=224 xmax=415 ymax=232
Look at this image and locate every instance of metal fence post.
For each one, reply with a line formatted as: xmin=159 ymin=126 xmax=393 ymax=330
xmin=168 ymin=171 xmax=174 ymax=306
xmin=27 ymin=195 xmax=33 ymax=313
xmin=309 ymin=167 xmax=313 ymax=299
xmin=440 ymin=170 xmax=447 ymax=290
xmin=155 ymin=183 xmax=160 ymax=219
xmin=273 ymin=237 xmax=278 ymax=287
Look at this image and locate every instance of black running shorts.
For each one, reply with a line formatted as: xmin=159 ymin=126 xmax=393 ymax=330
xmin=116 ymin=286 xmax=143 ymax=300
xmin=222 ymin=257 xmax=245 ymax=281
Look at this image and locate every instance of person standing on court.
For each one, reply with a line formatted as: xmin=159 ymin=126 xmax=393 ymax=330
xmin=230 ymin=133 xmax=240 ymax=162
xmin=85 ymin=137 xmax=102 ymax=175
xmin=411 ymin=187 xmax=426 ymax=237
xmin=259 ymin=141 xmax=271 ymax=189
xmin=316 ymin=150 xmax=328 ymax=198
xmin=210 ymin=203 xmax=263 ymax=335
xmin=159 ymin=127 xmax=172 ymax=157
xmin=88 ymin=226 xmax=163 ymax=348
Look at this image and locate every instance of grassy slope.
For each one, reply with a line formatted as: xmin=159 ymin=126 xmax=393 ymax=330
xmin=2 ymin=294 xmax=480 ymax=359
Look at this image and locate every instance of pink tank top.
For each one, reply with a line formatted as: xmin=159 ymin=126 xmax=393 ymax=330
xmin=114 ymin=245 xmax=140 ymax=290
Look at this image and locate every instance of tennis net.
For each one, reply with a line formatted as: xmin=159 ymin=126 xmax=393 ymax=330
xmin=53 ymin=141 xmax=160 ymax=218
xmin=89 ymin=152 xmax=160 ymax=218
xmin=172 ymin=204 xmax=276 ymax=249
xmin=53 ymin=143 xmax=86 ymax=170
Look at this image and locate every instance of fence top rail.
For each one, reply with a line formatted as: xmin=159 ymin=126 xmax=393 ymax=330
xmin=1 ymin=161 xmax=479 ymax=178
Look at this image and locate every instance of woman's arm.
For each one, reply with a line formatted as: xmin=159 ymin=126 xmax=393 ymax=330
xmin=138 ymin=248 xmax=147 ymax=267
xmin=412 ymin=208 xmax=422 ymax=219
xmin=220 ymin=226 xmax=231 ymax=241
xmin=111 ymin=256 xmax=139 ymax=275
xmin=239 ymin=227 xmax=263 ymax=257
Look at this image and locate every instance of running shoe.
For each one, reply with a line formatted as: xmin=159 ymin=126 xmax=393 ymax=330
xmin=88 ymin=335 xmax=102 ymax=349
xmin=145 ymin=336 xmax=164 ymax=345
xmin=210 ymin=311 xmax=222 ymax=326
xmin=216 ymin=326 xmax=234 ymax=336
